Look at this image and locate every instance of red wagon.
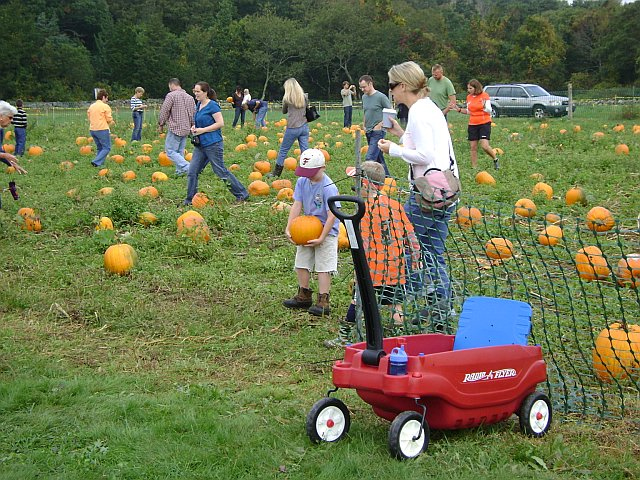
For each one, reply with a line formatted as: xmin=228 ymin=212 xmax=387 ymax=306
xmin=307 ymin=196 xmax=552 ymax=459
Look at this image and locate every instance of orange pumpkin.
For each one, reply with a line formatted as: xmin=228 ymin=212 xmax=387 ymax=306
xmin=545 ymin=212 xmax=563 ymax=225
xmin=514 ymin=198 xmax=537 ymax=218
xmin=592 ymin=132 xmax=605 ymax=140
xmin=192 ymin=192 xmax=210 ymax=208
xmin=79 ymin=145 xmax=93 ymax=155
xmin=338 ymin=223 xmax=350 ymax=250
xmin=267 ymin=149 xmax=278 ymax=160
xmin=271 ymin=179 xmax=292 ymax=191
xmin=176 ymin=211 xmax=210 ymax=242
xmin=538 ymin=225 xmax=563 ymax=246
xmin=485 ymin=238 xmax=514 ymax=260
xmin=615 ymin=144 xmax=629 ymax=155
xmin=283 ymin=157 xmax=297 ymax=171
xmin=585 ymin=206 xmax=615 ymax=232
xmin=95 ymin=216 xmax=114 ymax=231
xmin=22 ymin=215 xmax=42 ymax=232
xmin=28 ymin=146 xmax=44 ymax=156
xmin=158 ymin=151 xmax=172 ymax=167
xmin=245 ymin=134 xmax=257 ymax=143
xmin=114 ymin=137 xmax=127 ymax=148
xmin=122 ymin=170 xmax=136 ymax=182
xmin=234 ymin=144 xmax=248 ymax=152
xmin=276 ymin=187 xmax=294 ymax=201
xmin=142 ymin=143 xmax=153 ymax=154
xmin=575 ymin=246 xmax=610 ymax=281
xmin=3 ymin=144 xmax=15 ymax=154
xmin=99 ymin=187 xmax=114 ymax=196
xmin=616 ymin=254 xmax=640 ymax=288
xmin=59 ymin=161 xmax=74 ymax=171
xmin=248 ymin=180 xmax=270 ymax=196
xmin=612 ymin=124 xmax=625 ymax=132
xmin=151 ymin=171 xmax=169 ymax=182
xmin=592 ymin=322 xmax=640 ymax=382
xmin=75 ymin=136 xmax=88 ymax=146
xmin=111 ymin=154 xmax=125 ymax=164
xmin=138 ymin=212 xmax=158 ymax=226
xmin=532 ymin=182 xmax=553 ymax=200
xmin=290 ymin=215 xmax=323 ymax=245
xmin=565 ymin=186 xmax=587 ymax=206
xmin=103 ymin=243 xmax=137 ymax=275
xmin=229 ymin=163 xmax=240 ymax=171
xmin=253 ymin=161 xmax=271 ymax=174
xmin=248 ymin=171 xmax=263 ymax=181
xmin=475 ymin=171 xmax=496 ymax=185
xmin=98 ymin=168 xmax=110 ymax=177
xmin=138 ymin=186 xmax=159 ymax=198
xmin=455 ymin=206 xmax=482 ymax=228
xmin=17 ymin=207 xmax=35 ymax=218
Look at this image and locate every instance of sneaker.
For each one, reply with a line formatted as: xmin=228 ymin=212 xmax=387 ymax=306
xmin=493 ymin=157 xmax=500 ymax=170
xmin=91 ymin=162 xmax=100 ymax=168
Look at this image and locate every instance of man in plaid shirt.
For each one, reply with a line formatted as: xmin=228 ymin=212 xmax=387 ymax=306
xmin=158 ymin=78 xmax=196 ymax=175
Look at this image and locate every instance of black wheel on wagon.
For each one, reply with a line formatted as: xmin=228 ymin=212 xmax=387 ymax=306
xmin=388 ymin=411 xmax=430 ymax=460
xmin=519 ymin=392 xmax=552 ymax=437
xmin=306 ymin=397 xmax=351 ymax=444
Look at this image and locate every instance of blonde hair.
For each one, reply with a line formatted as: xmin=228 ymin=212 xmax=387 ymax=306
xmin=388 ymin=61 xmax=429 ymax=98
xmin=135 ymin=87 xmax=145 ymax=94
xmin=282 ymin=78 xmax=305 ymax=109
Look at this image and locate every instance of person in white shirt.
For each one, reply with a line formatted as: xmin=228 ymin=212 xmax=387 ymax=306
xmin=378 ymin=60 xmax=458 ymax=330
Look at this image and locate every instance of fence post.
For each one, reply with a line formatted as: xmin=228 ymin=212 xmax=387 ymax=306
xmin=568 ymin=83 xmax=573 ymax=120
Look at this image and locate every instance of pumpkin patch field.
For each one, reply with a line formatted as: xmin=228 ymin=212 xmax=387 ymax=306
xmin=1 ymin=107 xmax=639 ymax=478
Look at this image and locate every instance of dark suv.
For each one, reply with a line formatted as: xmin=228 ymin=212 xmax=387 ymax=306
xmin=484 ymin=84 xmax=575 ymax=119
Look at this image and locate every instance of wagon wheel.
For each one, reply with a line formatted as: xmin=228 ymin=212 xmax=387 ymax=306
xmin=519 ymin=392 xmax=552 ymax=437
xmin=388 ymin=411 xmax=430 ymax=460
xmin=306 ymin=397 xmax=351 ymax=444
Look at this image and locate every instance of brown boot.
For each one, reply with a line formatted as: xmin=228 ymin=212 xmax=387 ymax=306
xmin=283 ymin=287 xmax=313 ymax=309
xmin=308 ymin=293 xmax=331 ymax=316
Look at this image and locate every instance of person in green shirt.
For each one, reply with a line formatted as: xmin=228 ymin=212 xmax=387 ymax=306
xmin=427 ymin=64 xmax=457 ymax=118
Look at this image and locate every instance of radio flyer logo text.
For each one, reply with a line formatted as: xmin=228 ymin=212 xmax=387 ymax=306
xmin=463 ymin=368 xmax=517 ymax=383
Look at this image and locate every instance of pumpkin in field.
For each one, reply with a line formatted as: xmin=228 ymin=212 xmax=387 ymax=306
xmin=319 ymin=149 xmax=331 ymax=162
xmin=245 ymin=134 xmax=257 ymax=143
xmin=99 ymin=187 xmax=114 ymax=196
xmin=138 ymin=186 xmax=159 ymax=198
xmin=615 ymin=144 xmax=629 ymax=155
xmin=259 ymin=137 xmax=269 ymax=145
xmin=253 ymin=160 xmax=271 ymax=174
xmin=289 ymin=215 xmax=323 ymax=245
xmin=229 ymin=163 xmax=240 ymax=171
xmin=75 ymin=136 xmax=88 ymax=146
xmin=338 ymin=223 xmax=350 ymax=250
xmin=98 ymin=168 xmax=110 ymax=177
xmin=492 ymin=147 xmax=504 ymax=155
xmin=248 ymin=180 xmax=270 ymax=196
xmin=138 ymin=212 xmax=158 ymax=226
xmin=267 ymin=149 xmax=278 ymax=160
xmin=248 ymin=171 xmax=263 ymax=181
xmin=592 ymin=322 xmax=640 ymax=382
xmin=79 ymin=145 xmax=93 ymax=155
xmin=530 ymin=173 xmax=544 ymax=181
xmin=28 ymin=146 xmax=43 ymax=156
xmin=545 ymin=212 xmax=563 ymax=225
xmin=3 ymin=144 xmax=15 ymax=154
xmin=271 ymin=179 xmax=292 ymax=191
xmin=114 ymin=137 xmax=127 ymax=148
xmin=565 ymin=186 xmax=587 ymax=206
xmin=271 ymin=201 xmax=292 ymax=213
xmin=185 ymin=152 xmax=192 ymax=161
xmin=176 ymin=210 xmax=210 ymax=242
xmin=111 ymin=154 xmax=125 ymax=164
xmin=585 ymin=206 xmax=615 ymax=232
xmin=616 ymin=254 xmax=640 ymax=288
xmin=592 ymin=131 xmax=605 ymax=140
xmin=17 ymin=207 xmax=35 ymax=218
xmin=59 ymin=161 xmax=74 ymax=171
xmin=276 ymin=187 xmax=294 ymax=201
xmin=122 ymin=170 xmax=136 ymax=182
xmin=192 ymin=192 xmax=210 ymax=208
xmin=227 ymin=96 xmax=233 ymax=103
xmin=612 ymin=124 xmax=625 ymax=133
xmin=158 ymin=151 xmax=172 ymax=167
xmin=151 ymin=171 xmax=169 ymax=182
xmin=475 ymin=170 xmax=496 ymax=185
xmin=142 ymin=144 xmax=153 ymax=154
xmin=532 ymin=182 xmax=553 ymax=200
xmin=456 ymin=206 xmax=482 ymax=228
xmin=514 ymin=198 xmax=537 ymax=218
xmin=103 ymin=243 xmax=137 ymax=275
xmin=538 ymin=225 xmax=563 ymax=246
xmin=573 ymin=125 xmax=581 ymax=133
xmin=283 ymin=157 xmax=297 ymax=171
xmin=95 ymin=216 xmax=114 ymax=231
xmin=5 ymin=166 xmax=15 ymax=174
xmin=575 ymin=246 xmax=610 ymax=281
xmin=22 ymin=215 xmax=42 ymax=232
xmin=136 ymin=155 xmax=151 ymax=165
xmin=234 ymin=144 xmax=248 ymax=152
xmin=485 ymin=238 xmax=514 ymax=260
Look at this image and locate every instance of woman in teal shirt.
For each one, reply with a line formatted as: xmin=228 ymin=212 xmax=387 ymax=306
xmin=185 ymin=82 xmax=249 ymax=204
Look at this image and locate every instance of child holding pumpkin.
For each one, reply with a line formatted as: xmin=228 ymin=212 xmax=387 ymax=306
xmin=284 ymin=148 xmax=340 ymax=316
xmin=325 ymin=162 xmax=420 ymax=347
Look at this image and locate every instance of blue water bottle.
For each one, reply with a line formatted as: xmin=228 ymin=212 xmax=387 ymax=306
xmin=388 ymin=345 xmax=408 ymax=376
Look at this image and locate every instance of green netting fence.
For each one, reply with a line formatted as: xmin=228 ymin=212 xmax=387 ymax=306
xmin=345 ymin=175 xmax=639 ymax=424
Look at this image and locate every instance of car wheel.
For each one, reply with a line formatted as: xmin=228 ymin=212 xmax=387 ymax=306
xmin=491 ymin=106 xmax=499 ymax=118
xmin=532 ymin=106 xmax=546 ymax=119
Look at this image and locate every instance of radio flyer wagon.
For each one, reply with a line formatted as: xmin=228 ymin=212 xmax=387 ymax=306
xmin=306 ymin=196 xmax=552 ymax=460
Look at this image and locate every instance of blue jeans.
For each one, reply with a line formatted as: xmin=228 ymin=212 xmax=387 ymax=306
xmin=186 ymin=141 xmax=249 ymax=202
xmin=255 ymin=102 xmax=268 ymax=127
xmin=343 ymin=106 xmax=352 ymax=127
xmin=405 ymin=194 xmax=454 ymax=301
xmin=131 ymin=111 xmax=143 ymax=141
xmin=232 ymin=106 xmax=245 ymax=127
xmin=365 ymin=130 xmax=389 ymax=175
xmin=275 ymin=124 xmax=309 ymax=166
xmin=90 ymin=129 xmax=111 ymax=166
xmin=165 ymin=131 xmax=190 ymax=174
xmin=14 ymin=127 xmax=26 ymax=156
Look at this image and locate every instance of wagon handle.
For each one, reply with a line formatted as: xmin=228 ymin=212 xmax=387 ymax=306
xmin=328 ymin=195 xmax=385 ymax=366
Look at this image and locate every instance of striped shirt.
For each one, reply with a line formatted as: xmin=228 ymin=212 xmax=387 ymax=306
xmin=158 ymin=88 xmax=195 ymax=137
xmin=130 ymin=96 xmax=143 ymax=111
xmin=12 ymin=108 xmax=27 ymax=128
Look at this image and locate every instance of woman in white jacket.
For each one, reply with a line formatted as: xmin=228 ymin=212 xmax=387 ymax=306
xmin=378 ymin=61 xmax=458 ymax=329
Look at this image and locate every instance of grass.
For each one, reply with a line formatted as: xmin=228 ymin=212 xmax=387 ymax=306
xmin=1 ymin=106 xmax=639 ymax=478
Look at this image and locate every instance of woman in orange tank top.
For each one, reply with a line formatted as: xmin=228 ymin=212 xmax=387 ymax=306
xmin=451 ymin=79 xmax=499 ymax=170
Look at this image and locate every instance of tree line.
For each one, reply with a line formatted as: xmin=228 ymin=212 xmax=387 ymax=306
xmin=0 ymin=0 xmax=638 ymax=102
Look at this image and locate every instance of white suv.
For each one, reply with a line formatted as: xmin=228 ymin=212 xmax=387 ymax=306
xmin=484 ymin=84 xmax=575 ymax=119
